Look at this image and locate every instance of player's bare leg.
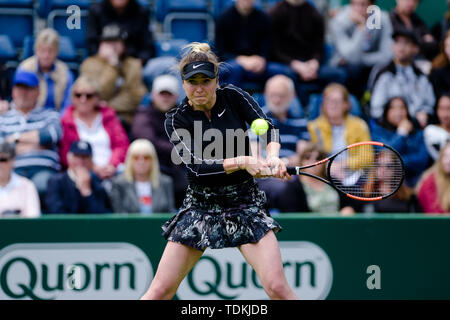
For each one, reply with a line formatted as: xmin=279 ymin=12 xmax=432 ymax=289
xmin=239 ymin=230 xmax=298 ymax=300
xmin=140 ymin=241 xmax=203 ymax=300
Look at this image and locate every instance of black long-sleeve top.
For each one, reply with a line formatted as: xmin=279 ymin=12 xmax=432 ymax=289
xmin=165 ymin=84 xmax=279 ymax=187
xmin=269 ymin=0 xmax=325 ymax=63
xmin=214 ymin=5 xmax=271 ymax=62
xmin=86 ymin=0 xmax=155 ymax=64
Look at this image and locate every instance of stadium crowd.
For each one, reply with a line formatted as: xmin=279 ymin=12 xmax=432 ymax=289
xmin=0 ymin=0 xmax=450 ymax=216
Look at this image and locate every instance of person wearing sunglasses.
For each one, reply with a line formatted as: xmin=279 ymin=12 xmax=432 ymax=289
xmin=60 ymin=75 xmax=130 ymax=180
xmin=109 ymin=139 xmax=175 ymax=214
xmin=0 ymin=140 xmax=41 ymax=217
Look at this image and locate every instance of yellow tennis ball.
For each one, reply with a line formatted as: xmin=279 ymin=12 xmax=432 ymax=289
xmin=251 ymin=118 xmax=269 ymax=136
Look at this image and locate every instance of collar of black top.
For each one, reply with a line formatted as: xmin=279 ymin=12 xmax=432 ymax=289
xmin=182 ymin=61 xmax=216 ymax=80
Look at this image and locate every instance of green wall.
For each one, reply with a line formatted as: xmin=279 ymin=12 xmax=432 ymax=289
xmin=0 ymin=214 xmax=449 ymax=300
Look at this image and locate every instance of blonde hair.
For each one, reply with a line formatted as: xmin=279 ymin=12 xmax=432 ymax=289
xmin=322 ymin=82 xmax=351 ymax=117
xmin=124 ymin=139 xmax=161 ymax=188
xmin=417 ymin=141 xmax=450 ymax=211
xmin=179 ymin=42 xmax=220 ymax=78
xmin=35 ymin=28 xmax=60 ymax=52
xmin=71 ymin=75 xmax=100 ymax=96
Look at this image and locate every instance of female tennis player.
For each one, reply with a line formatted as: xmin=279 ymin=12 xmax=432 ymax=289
xmin=140 ymin=42 xmax=298 ymax=300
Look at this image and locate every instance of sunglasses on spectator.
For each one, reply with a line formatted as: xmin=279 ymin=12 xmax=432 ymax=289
xmin=74 ymin=92 xmax=96 ymax=99
xmin=132 ymin=154 xmax=152 ymax=161
xmin=0 ymin=157 xmax=11 ymax=162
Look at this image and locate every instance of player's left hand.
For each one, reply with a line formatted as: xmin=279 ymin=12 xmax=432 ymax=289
xmin=266 ymin=156 xmax=291 ymax=180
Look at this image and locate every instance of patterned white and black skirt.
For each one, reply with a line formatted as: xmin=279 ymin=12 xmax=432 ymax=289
xmin=161 ymin=178 xmax=282 ymax=251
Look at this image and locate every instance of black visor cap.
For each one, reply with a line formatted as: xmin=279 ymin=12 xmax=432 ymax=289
xmin=182 ymin=61 xmax=217 ymax=80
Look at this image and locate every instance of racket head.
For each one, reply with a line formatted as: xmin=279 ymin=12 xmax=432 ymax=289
xmin=327 ymin=141 xmax=405 ymax=201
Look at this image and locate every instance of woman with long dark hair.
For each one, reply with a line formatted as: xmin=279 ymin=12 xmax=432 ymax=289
xmin=369 ymin=96 xmax=430 ymax=187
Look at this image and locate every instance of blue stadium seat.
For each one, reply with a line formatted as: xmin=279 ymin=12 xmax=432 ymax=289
xmin=0 ymin=35 xmax=17 ymax=62
xmin=212 ymin=0 xmax=234 ymax=17
xmin=155 ymin=38 xmax=189 ymax=57
xmin=157 ymin=0 xmax=214 ymax=42
xmin=307 ymin=93 xmax=364 ymax=120
xmin=155 ymin=0 xmax=209 ymax=22
xmin=38 ymin=0 xmax=91 ymax=16
xmin=164 ymin=13 xmax=215 ymax=42
xmin=0 ymin=0 xmax=34 ymax=50
xmin=40 ymin=0 xmax=89 ymax=57
xmin=21 ymin=35 xmax=35 ymax=60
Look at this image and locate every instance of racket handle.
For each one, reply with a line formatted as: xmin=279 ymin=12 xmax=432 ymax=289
xmin=286 ymin=167 xmax=297 ymax=175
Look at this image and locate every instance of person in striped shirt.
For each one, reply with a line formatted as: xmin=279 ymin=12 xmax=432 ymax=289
xmin=0 ymin=70 xmax=62 ymax=207
xmin=251 ymin=74 xmax=310 ymax=167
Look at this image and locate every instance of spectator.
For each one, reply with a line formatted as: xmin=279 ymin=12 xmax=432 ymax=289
xmin=215 ymin=0 xmax=272 ymax=89
xmin=366 ymin=148 xmax=421 ymax=213
xmin=329 ymin=0 xmax=393 ymax=98
xmin=0 ymin=70 xmax=62 ymax=204
xmin=80 ymin=24 xmax=146 ymax=127
xmin=424 ymin=93 xmax=450 ymax=161
xmin=369 ymin=96 xmax=429 ymax=187
xmin=269 ymin=0 xmax=347 ymax=105
xmin=416 ymin=140 xmax=450 ymax=213
xmin=86 ymin=0 xmax=181 ymax=94
xmin=60 ymin=75 xmax=129 ymax=180
xmin=307 ymin=83 xmax=371 ymax=155
xmin=251 ymin=75 xmax=309 ymax=166
xmin=429 ymin=30 xmax=450 ymax=99
xmin=109 ymin=139 xmax=176 ymax=214
xmin=276 ymin=142 xmax=356 ymax=214
xmin=0 ymin=141 xmax=40 ymax=217
xmin=389 ymin=0 xmax=439 ymax=61
xmin=131 ymin=74 xmax=187 ymax=208
xmin=370 ymin=29 xmax=435 ymax=127
xmin=18 ymin=28 xmax=74 ymax=114
xmin=86 ymin=0 xmax=155 ymax=66
xmin=46 ymin=141 xmax=111 ymax=214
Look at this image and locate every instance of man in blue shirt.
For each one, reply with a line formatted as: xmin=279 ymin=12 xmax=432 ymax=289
xmin=0 ymin=70 xmax=62 ymax=206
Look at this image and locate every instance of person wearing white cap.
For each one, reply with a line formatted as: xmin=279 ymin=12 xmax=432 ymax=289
xmin=132 ymin=74 xmax=188 ymax=208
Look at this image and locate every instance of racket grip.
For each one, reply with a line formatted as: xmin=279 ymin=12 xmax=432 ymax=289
xmin=286 ymin=167 xmax=297 ymax=175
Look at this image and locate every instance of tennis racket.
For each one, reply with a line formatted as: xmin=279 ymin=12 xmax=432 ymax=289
xmin=286 ymin=141 xmax=405 ymax=201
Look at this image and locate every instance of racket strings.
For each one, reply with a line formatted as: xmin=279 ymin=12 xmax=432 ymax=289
xmin=329 ymin=145 xmax=404 ymax=199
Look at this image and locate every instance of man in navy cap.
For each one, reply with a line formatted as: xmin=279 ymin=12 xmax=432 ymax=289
xmin=0 ymin=70 xmax=62 ymax=209
xmin=45 ymin=140 xmax=112 ymax=214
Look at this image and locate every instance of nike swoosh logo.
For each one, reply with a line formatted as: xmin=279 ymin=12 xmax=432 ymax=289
xmin=192 ymin=64 xmax=204 ymax=69
xmin=218 ymin=109 xmax=226 ymax=117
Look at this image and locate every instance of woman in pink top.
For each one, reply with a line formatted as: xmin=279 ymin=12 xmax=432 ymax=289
xmin=416 ymin=140 xmax=450 ymax=214
xmin=60 ymin=75 xmax=129 ymax=180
